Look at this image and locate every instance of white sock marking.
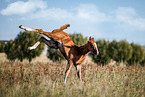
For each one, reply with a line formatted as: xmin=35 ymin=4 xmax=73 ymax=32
xmin=29 ymin=41 xmax=40 ymax=50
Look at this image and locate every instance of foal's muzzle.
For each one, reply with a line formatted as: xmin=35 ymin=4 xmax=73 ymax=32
xmin=93 ymin=49 xmax=99 ymax=55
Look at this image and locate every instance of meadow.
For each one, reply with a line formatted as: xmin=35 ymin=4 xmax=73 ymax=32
xmin=0 ymin=53 xmax=145 ymax=97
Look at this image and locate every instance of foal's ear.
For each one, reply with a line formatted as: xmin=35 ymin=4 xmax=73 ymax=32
xmin=89 ymin=36 xmax=92 ymax=40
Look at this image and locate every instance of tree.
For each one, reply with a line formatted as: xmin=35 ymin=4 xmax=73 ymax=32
xmin=140 ymin=51 xmax=145 ymax=66
xmin=47 ymin=33 xmax=88 ymax=62
xmin=69 ymin=33 xmax=88 ymax=46
xmin=5 ymin=31 xmax=44 ymax=62
xmin=128 ymin=43 xmax=145 ymax=65
xmin=0 ymin=41 xmax=6 ymax=53
xmin=115 ymin=40 xmax=132 ymax=62
xmin=47 ymin=47 xmax=64 ymax=62
xmin=92 ymin=39 xmax=111 ymax=65
xmin=108 ymin=40 xmax=119 ymax=61
xmin=5 ymin=40 xmax=15 ymax=60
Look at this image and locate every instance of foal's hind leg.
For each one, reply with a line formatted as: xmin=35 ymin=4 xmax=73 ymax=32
xmin=28 ymin=37 xmax=59 ymax=50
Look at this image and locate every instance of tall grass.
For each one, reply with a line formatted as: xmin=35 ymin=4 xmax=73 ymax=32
xmin=0 ymin=56 xmax=145 ymax=97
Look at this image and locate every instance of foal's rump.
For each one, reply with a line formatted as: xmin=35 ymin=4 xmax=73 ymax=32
xmin=42 ymin=24 xmax=72 ymax=45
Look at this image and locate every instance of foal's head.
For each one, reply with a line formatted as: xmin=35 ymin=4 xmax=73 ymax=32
xmin=88 ymin=37 xmax=99 ymax=55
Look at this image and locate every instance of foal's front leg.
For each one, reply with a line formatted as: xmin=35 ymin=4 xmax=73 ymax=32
xmin=64 ymin=61 xmax=73 ymax=83
xmin=75 ymin=65 xmax=82 ymax=81
xmin=28 ymin=41 xmax=40 ymax=50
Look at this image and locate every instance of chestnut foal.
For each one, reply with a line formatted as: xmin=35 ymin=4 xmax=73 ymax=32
xmin=19 ymin=24 xmax=99 ymax=83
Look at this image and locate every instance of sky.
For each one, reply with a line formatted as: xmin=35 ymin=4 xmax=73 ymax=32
xmin=0 ymin=0 xmax=145 ymax=45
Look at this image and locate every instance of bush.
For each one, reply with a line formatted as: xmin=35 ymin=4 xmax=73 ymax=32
xmin=0 ymin=41 xmax=7 ymax=52
xmin=108 ymin=40 xmax=119 ymax=61
xmin=92 ymin=39 xmax=111 ymax=65
xmin=140 ymin=54 xmax=145 ymax=66
xmin=69 ymin=33 xmax=88 ymax=46
xmin=47 ymin=47 xmax=65 ymax=62
xmin=5 ymin=31 xmax=44 ymax=62
xmin=128 ymin=43 xmax=145 ymax=65
xmin=115 ymin=40 xmax=132 ymax=62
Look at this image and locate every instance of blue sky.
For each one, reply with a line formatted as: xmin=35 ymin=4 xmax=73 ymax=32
xmin=0 ymin=0 xmax=145 ymax=45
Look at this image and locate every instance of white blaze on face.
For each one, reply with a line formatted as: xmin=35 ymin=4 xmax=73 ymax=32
xmin=94 ymin=43 xmax=97 ymax=49
xmin=94 ymin=43 xmax=99 ymax=55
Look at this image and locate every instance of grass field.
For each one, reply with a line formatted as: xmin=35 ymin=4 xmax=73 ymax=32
xmin=0 ymin=53 xmax=145 ymax=97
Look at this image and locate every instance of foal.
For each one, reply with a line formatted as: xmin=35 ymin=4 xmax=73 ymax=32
xmin=19 ymin=24 xmax=99 ymax=83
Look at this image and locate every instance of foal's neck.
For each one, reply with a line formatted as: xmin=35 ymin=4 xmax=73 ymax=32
xmin=78 ymin=42 xmax=89 ymax=55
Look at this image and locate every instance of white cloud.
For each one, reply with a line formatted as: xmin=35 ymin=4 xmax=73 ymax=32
xmin=1 ymin=1 xmax=109 ymax=23
xmin=75 ymin=4 xmax=110 ymax=23
xmin=1 ymin=0 xmax=47 ymax=15
xmin=29 ymin=4 xmax=109 ymax=23
xmin=113 ymin=7 xmax=145 ymax=30
xmin=28 ymin=8 xmax=73 ymax=19
xmin=1 ymin=1 xmax=145 ymax=31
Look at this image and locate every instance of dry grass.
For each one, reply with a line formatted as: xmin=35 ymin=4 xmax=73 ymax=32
xmin=0 ymin=53 xmax=145 ymax=97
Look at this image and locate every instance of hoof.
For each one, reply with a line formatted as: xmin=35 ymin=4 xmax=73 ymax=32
xmin=28 ymin=47 xmax=30 ymax=50
xmin=19 ymin=25 xmax=23 ymax=28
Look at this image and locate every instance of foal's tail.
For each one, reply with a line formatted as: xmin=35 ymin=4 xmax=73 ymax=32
xmin=60 ymin=24 xmax=70 ymax=30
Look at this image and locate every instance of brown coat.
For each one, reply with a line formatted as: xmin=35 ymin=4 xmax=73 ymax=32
xmin=19 ymin=24 xmax=99 ymax=83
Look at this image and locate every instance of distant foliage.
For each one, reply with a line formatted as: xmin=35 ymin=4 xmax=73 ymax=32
xmin=5 ymin=40 xmax=15 ymax=60
xmin=47 ymin=47 xmax=64 ymax=62
xmin=140 ymin=46 xmax=145 ymax=66
xmin=128 ymin=43 xmax=145 ymax=65
xmin=69 ymin=33 xmax=88 ymax=46
xmin=92 ymin=39 xmax=145 ymax=65
xmin=0 ymin=41 xmax=6 ymax=52
xmin=47 ymin=33 xmax=88 ymax=62
xmin=92 ymin=39 xmax=111 ymax=64
xmin=140 ymin=53 xmax=145 ymax=66
xmin=5 ymin=31 xmax=44 ymax=62
xmin=117 ymin=40 xmax=132 ymax=62
xmin=108 ymin=40 xmax=119 ymax=61
xmin=108 ymin=40 xmax=132 ymax=62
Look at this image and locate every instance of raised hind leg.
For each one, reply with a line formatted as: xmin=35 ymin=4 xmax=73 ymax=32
xmin=19 ymin=25 xmax=53 ymax=38
xmin=19 ymin=25 xmax=39 ymax=32
xmin=28 ymin=37 xmax=59 ymax=50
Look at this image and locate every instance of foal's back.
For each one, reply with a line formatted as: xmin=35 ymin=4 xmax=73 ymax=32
xmin=45 ymin=24 xmax=74 ymax=46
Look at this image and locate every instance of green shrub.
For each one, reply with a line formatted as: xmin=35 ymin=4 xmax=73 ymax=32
xmin=92 ymin=39 xmax=111 ymax=64
xmin=0 ymin=41 xmax=7 ymax=52
xmin=5 ymin=31 xmax=44 ymax=62
xmin=128 ymin=43 xmax=145 ymax=65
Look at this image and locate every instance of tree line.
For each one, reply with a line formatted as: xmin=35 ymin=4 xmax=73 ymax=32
xmin=0 ymin=31 xmax=145 ymax=65
xmin=91 ymin=39 xmax=145 ymax=65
